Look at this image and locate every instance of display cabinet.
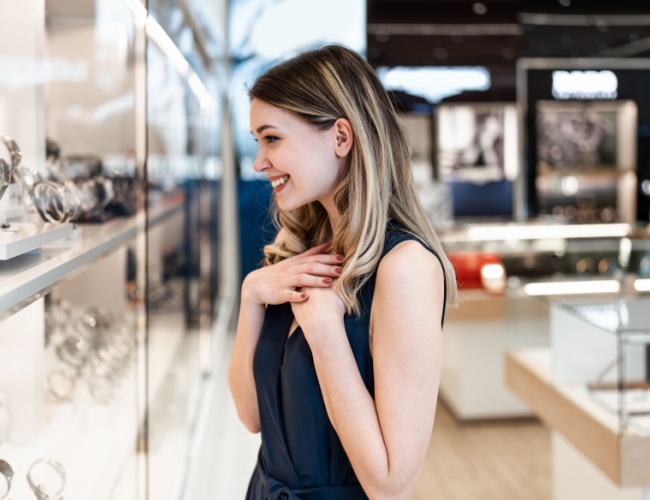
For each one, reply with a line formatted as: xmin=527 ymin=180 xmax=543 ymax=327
xmin=0 ymin=0 xmax=229 ymax=498
xmin=438 ymin=221 xmax=648 ymax=420
xmin=507 ymin=293 xmax=650 ymax=499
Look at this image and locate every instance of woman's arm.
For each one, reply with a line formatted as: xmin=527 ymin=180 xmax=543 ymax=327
xmin=229 ymin=243 xmax=344 ymax=433
xmin=228 ymin=279 xmax=266 ymax=433
xmin=305 ymin=240 xmax=445 ymax=499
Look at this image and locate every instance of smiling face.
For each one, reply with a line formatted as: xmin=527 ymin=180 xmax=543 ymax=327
xmin=250 ymin=98 xmax=349 ymax=215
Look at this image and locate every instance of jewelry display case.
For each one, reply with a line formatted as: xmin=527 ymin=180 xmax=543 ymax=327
xmin=0 ymin=0 xmax=230 ymax=498
xmin=438 ymin=221 xmax=648 ymax=420
xmin=505 ymin=235 xmax=650 ymax=499
xmin=507 ymin=296 xmax=650 ymax=498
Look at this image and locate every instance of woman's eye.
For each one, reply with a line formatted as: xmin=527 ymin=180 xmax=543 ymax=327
xmin=264 ymin=135 xmax=279 ymax=144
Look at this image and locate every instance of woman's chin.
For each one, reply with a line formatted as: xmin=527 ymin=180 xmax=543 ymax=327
xmin=275 ymin=196 xmax=304 ymax=212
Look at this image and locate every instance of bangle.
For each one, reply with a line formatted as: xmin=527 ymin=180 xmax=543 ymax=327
xmin=2 ymin=136 xmax=22 ymax=173
xmin=0 ymin=459 xmax=13 ymax=499
xmin=27 ymin=458 xmax=66 ymax=500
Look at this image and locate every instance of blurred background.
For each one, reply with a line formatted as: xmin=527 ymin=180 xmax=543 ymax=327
xmin=1 ymin=0 xmax=650 ymax=499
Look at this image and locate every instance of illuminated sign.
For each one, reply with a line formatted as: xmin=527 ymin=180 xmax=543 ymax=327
xmin=552 ymin=70 xmax=618 ymax=100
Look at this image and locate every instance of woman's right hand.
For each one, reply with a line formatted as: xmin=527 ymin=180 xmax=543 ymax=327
xmin=242 ymin=242 xmax=343 ymax=306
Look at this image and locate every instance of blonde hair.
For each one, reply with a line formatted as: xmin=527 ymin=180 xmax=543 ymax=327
xmin=250 ymin=45 xmax=457 ymax=314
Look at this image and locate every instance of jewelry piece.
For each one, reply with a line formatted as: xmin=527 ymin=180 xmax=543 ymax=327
xmin=81 ymin=307 xmax=112 ymax=333
xmin=0 ymin=459 xmax=13 ymax=499
xmin=33 ymin=181 xmax=69 ymax=223
xmin=3 ymin=137 xmax=22 ymax=173
xmin=0 ymin=158 xmax=10 ymax=204
xmin=27 ymin=458 xmax=66 ymax=500
xmin=47 ymin=370 xmax=76 ymax=401
xmin=56 ymin=336 xmax=89 ymax=370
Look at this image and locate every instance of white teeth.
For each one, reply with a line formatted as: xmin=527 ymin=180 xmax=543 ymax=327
xmin=271 ymin=176 xmax=289 ymax=188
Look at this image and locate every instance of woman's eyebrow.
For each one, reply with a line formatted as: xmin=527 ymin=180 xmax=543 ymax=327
xmin=255 ymin=124 xmax=278 ymax=134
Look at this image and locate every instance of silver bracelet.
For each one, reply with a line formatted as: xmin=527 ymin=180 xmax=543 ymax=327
xmin=27 ymin=458 xmax=66 ymax=500
xmin=0 ymin=459 xmax=13 ymax=499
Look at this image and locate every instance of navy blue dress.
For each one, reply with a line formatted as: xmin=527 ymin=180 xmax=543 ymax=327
xmin=246 ymin=222 xmax=447 ymax=500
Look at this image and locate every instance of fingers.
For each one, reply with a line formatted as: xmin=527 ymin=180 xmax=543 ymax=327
xmin=293 ymin=273 xmax=336 ymax=289
xmin=287 ymin=290 xmax=309 ymax=303
xmin=297 ymin=262 xmax=342 ymax=278
xmin=301 ymin=242 xmax=331 ymax=257
xmin=303 ymin=253 xmax=345 ymax=265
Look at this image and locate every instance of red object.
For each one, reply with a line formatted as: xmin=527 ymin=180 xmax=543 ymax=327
xmin=447 ymin=251 xmax=502 ymax=289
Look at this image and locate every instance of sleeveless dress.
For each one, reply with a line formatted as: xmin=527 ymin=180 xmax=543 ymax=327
xmin=246 ymin=221 xmax=447 ymax=500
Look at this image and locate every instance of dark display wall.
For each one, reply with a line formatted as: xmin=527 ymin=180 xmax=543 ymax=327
xmin=525 ymin=67 xmax=650 ymax=221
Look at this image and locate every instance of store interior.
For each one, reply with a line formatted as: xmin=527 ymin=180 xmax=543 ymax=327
xmin=1 ymin=0 xmax=650 ymax=498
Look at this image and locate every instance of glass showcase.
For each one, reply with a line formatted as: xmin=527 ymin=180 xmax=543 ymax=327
xmin=0 ymin=0 xmax=226 ymax=499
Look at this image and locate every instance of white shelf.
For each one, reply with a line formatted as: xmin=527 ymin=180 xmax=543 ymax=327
xmin=0 ymin=198 xmax=184 ymax=318
xmin=0 ymin=361 xmax=139 ymax=500
xmin=0 ymin=221 xmax=74 ymax=260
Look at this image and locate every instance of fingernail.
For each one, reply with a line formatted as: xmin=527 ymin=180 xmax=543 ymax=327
xmin=323 ymin=278 xmax=332 ymax=285
xmin=301 ymin=293 xmax=307 ymax=299
xmin=337 ymin=255 xmax=344 ymax=261
xmin=335 ymin=267 xmax=342 ymax=274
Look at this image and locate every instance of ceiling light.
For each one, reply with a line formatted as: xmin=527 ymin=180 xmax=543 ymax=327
xmin=377 ymin=66 xmax=491 ymax=104
xmin=473 ymin=3 xmax=487 ymax=15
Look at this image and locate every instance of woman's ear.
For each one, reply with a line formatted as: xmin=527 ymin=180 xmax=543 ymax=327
xmin=333 ymin=118 xmax=353 ymax=158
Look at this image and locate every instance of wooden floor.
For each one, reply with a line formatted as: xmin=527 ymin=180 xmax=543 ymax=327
xmin=413 ymin=402 xmax=552 ymax=500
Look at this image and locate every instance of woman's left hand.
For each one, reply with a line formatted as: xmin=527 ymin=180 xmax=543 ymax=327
xmin=290 ymin=284 xmax=346 ymax=345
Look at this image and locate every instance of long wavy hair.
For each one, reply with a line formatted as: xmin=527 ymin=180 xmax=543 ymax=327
xmin=249 ymin=44 xmax=457 ymax=315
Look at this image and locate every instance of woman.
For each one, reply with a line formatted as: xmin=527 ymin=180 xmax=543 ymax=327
xmin=229 ymin=45 xmax=457 ymax=500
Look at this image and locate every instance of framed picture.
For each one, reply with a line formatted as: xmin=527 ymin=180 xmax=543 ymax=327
xmin=535 ymin=100 xmax=637 ymax=222
xmin=536 ymin=100 xmax=636 ymax=172
xmin=436 ymin=103 xmax=519 ymax=217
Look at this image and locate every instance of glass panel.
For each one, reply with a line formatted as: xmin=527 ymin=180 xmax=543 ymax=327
xmin=44 ymin=1 xmax=143 ymax=498
xmin=145 ymin=1 xmax=219 ymax=495
xmin=0 ymin=0 xmax=145 ymax=498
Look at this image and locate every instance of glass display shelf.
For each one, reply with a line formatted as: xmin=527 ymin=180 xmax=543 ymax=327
xmin=552 ymin=296 xmax=650 ymax=435
xmin=0 ymin=196 xmax=184 ymax=321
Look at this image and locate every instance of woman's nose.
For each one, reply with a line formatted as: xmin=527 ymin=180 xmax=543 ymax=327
xmin=253 ymin=152 xmax=271 ymax=173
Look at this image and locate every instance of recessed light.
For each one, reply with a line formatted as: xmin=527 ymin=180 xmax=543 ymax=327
xmin=501 ymin=47 xmax=515 ymax=60
xmin=434 ymin=48 xmax=448 ymax=60
xmin=472 ymin=2 xmax=487 ymax=15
